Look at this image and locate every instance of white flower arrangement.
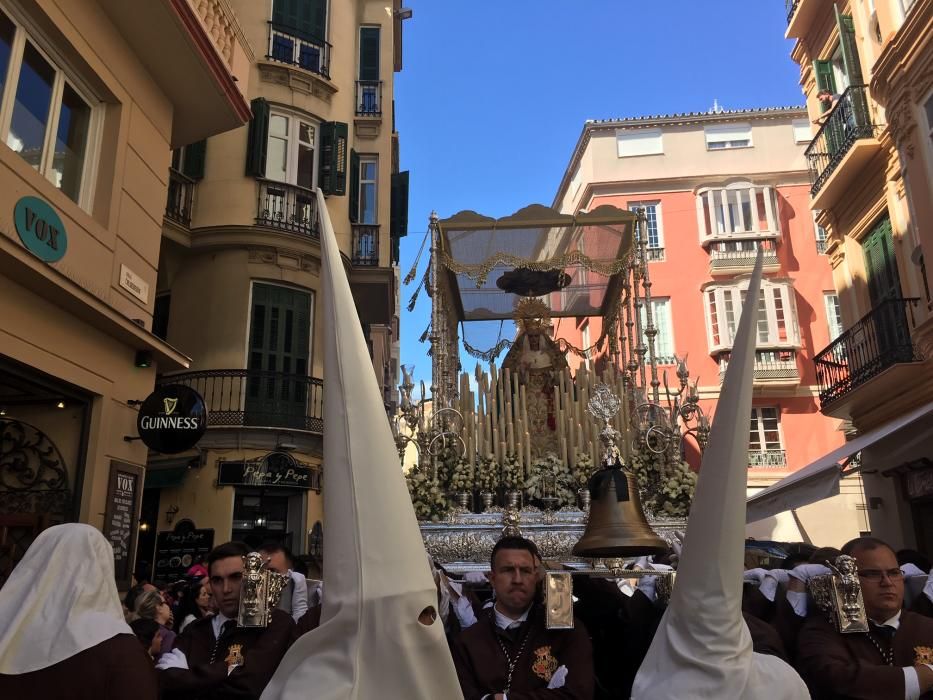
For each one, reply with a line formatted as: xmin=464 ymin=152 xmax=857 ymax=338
xmin=571 ymin=452 xmax=594 ymax=492
xmin=449 ymin=458 xmax=473 ymax=493
xmin=405 ymin=465 xmax=449 ymax=522
xmin=475 ymin=453 xmax=500 ymax=493
xmin=500 ymin=453 xmax=523 ymax=491
xmin=524 ymin=452 xmax=575 ymax=508
xmin=628 ymin=449 xmax=696 ymax=518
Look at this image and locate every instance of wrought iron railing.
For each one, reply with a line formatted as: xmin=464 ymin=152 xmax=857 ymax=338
xmin=719 ymin=349 xmax=798 ymax=381
xmin=709 ymin=238 xmax=778 ymax=269
xmin=749 ymin=449 xmax=787 ymax=468
xmin=356 ymin=80 xmax=383 ymax=116
xmin=805 ymin=85 xmax=877 ymax=196
xmin=352 ymin=224 xmax=379 ymax=266
xmin=166 ymin=168 xmax=195 ymax=227
xmin=785 ymin=0 xmax=801 ymax=23
xmin=158 ymin=369 xmax=323 ymax=433
xmin=814 ymin=298 xmax=921 ymax=406
xmin=256 ymin=180 xmax=319 ymax=237
xmin=267 ymin=24 xmax=331 ymax=79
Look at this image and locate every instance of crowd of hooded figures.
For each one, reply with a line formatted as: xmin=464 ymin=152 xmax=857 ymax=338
xmin=0 ymin=523 xmax=931 ymax=699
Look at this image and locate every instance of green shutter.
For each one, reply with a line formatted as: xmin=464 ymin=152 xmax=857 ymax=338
xmin=245 ymin=98 xmax=270 ymax=178
xmin=359 ymin=27 xmax=380 ymax=81
xmin=319 ymin=121 xmax=348 ymax=196
xmin=834 ymin=8 xmax=864 ymax=87
xmin=813 ymin=60 xmax=837 ymax=110
xmin=273 ymin=0 xmax=326 ymax=42
xmin=390 ymin=170 xmax=409 ymax=239
xmin=862 ymin=217 xmax=902 ymax=304
xmin=349 ymin=149 xmax=360 ymax=222
xmin=181 ymin=139 xmax=206 ymax=180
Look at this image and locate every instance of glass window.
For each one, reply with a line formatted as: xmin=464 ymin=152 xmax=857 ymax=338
xmin=750 ymin=407 xmax=782 ymax=452
xmin=629 ymin=202 xmax=663 ymax=251
xmin=0 ymin=10 xmax=13 ymax=97
xmin=358 ymin=155 xmax=377 ymax=224
xmin=8 ymin=41 xmax=55 ymax=170
xmin=296 ymin=121 xmax=314 ymax=189
xmin=705 ymin=123 xmax=753 ymax=150
xmin=640 ymin=298 xmax=675 ymax=364
xmin=706 ymin=282 xmax=799 ymax=350
xmin=824 ymin=292 xmax=843 ymax=341
xmin=265 ymin=111 xmax=318 ymax=189
xmin=53 ymin=83 xmax=91 ymax=200
xmin=266 ymin=114 xmax=289 ymax=181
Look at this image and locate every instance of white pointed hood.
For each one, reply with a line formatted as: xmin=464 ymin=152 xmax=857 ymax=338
xmin=631 ymin=253 xmax=809 ymax=699
xmin=261 ymin=190 xmax=463 ymax=700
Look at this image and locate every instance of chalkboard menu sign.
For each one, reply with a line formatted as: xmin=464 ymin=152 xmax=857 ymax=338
xmin=153 ymin=520 xmax=215 ymax=585
xmin=103 ymin=461 xmax=144 ymax=589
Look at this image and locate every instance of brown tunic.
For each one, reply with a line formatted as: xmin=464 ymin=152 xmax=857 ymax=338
xmin=160 ymin=609 xmax=294 ymax=700
xmin=451 ymin=604 xmax=594 ymax=700
xmin=796 ymin=609 xmax=933 ymax=699
xmin=0 ymin=633 xmax=158 ymax=700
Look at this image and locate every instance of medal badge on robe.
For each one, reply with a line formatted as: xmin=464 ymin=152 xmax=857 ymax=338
xmin=225 ymin=643 xmax=245 ymax=668
xmin=531 ymin=645 xmax=558 ymax=682
xmin=916 ymin=646 xmax=933 ymax=665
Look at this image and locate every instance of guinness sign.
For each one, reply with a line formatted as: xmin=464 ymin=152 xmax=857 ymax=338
xmin=137 ymin=384 xmax=207 ymax=453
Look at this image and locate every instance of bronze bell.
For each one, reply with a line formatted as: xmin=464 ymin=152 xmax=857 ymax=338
xmin=573 ymin=464 xmax=668 ymax=558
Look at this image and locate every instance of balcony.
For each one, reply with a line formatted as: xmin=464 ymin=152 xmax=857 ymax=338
xmin=697 ymin=185 xmax=781 ymax=247
xmin=709 ymin=238 xmax=780 ymax=276
xmin=159 ymin=370 xmax=323 ymax=433
xmin=815 ymin=298 xmax=922 ymax=415
xmin=356 ymin=80 xmax=383 ymax=117
xmin=806 ymin=85 xmax=880 ymax=210
xmin=352 ymin=224 xmax=379 ymax=266
xmin=165 ymin=168 xmax=195 ymax=227
xmin=719 ymin=349 xmax=799 ymax=384
xmin=256 ymin=180 xmax=319 ymax=238
xmin=785 ymin=0 xmax=820 ymax=39
xmin=748 ymin=449 xmax=788 ymax=469
xmin=267 ymin=23 xmax=331 ymax=79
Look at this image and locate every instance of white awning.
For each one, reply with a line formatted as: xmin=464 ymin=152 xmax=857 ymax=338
xmin=746 ymin=401 xmax=933 ymax=523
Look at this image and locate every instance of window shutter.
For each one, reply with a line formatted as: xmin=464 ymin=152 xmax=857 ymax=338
xmin=349 ymin=149 xmax=360 ymax=222
xmin=181 ymin=139 xmax=206 ymax=180
xmin=834 ymin=7 xmax=864 ymax=87
xmin=305 ymin=0 xmax=326 ymax=42
xmin=245 ymin=98 xmax=270 ymax=177
xmin=274 ymin=0 xmax=327 ymax=42
xmin=319 ymin=121 xmax=348 ymax=195
xmin=272 ymin=0 xmax=298 ymax=31
xmin=812 ymin=61 xmax=837 ymax=109
xmin=359 ymin=27 xmax=380 ymax=81
xmin=390 ymin=170 xmax=409 ymax=239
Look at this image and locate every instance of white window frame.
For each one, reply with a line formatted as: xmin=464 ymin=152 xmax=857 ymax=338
xmin=357 ymin=153 xmax=377 ymax=224
xmin=264 ymin=107 xmax=319 ymax=188
xmin=813 ymin=210 xmax=829 ymax=254
xmin=704 ymin=123 xmax=753 ymax=150
xmin=824 ymin=292 xmax=844 ymax=341
xmin=616 ymin=128 xmax=663 ymax=157
xmin=0 ymin=4 xmax=101 ymax=210
xmin=703 ymin=279 xmax=800 ymax=353
xmin=696 ymin=182 xmax=778 ymax=240
xmin=749 ymin=406 xmax=784 ymax=459
xmin=639 ymin=297 xmax=675 ymax=365
xmin=792 ymin=118 xmax=812 ymax=144
xmin=628 ymin=201 xmax=664 ymax=258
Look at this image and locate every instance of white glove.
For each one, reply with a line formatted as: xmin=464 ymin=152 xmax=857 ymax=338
xmin=307 ymin=580 xmax=323 ymax=608
xmin=786 ymin=589 xmax=808 ymax=617
xmin=900 ymin=563 xmax=925 ymax=578
xmin=464 ymin=571 xmax=488 ymax=584
xmin=453 ymin=594 xmax=478 ymax=629
xmin=547 ymin=665 xmax=568 ymax=689
xmin=924 ymin=571 xmax=933 ymax=604
xmin=788 ymin=563 xmax=831 ymax=583
xmin=155 ymin=648 xmax=189 ymax=671
xmin=760 ymin=569 xmax=790 ymax=602
xmin=637 ymin=575 xmax=658 ymax=602
xmin=288 ymin=570 xmax=309 ymax=621
xmin=647 ymin=562 xmax=673 ymax=572
xmin=671 ymin=531 xmax=684 ymax=558
xmin=744 ymin=568 xmax=769 ymax=584
xmin=633 ymin=556 xmax=650 ymax=570
xmin=616 ymin=579 xmax=635 ymax=597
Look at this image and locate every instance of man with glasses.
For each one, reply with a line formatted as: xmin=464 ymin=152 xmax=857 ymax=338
xmin=796 ymin=537 xmax=933 ymax=699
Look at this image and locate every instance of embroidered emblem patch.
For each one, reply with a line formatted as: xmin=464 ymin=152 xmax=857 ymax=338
xmin=225 ymin=643 xmax=244 ymax=668
xmin=531 ymin=645 xmax=558 ymax=682
xmin=916 ymin=646 xmax=933 ymax=665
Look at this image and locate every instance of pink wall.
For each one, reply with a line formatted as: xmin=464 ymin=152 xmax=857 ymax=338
xmin=554 ymin=184 xmax=845 ymax=475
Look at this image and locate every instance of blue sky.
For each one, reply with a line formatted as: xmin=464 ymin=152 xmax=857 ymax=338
xmin=394 ymin=1 xmax=804 ymax=391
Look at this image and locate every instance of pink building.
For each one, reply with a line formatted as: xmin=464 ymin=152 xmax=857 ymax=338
xmin=552 ymin=107 xmax=867 ymax=543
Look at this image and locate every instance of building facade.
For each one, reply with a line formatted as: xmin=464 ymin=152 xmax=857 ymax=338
xmin=782 ymin=0 xmax=933 ymax=550
xmin=0 ymin=0 xmax=251 ymax=587
xmin=145 ymin=0 xmax=409 ymax=576
xmin=552 ymin=107 xmax=867 ymax=544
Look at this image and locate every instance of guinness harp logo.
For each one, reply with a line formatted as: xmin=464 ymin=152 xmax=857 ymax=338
xmin=163 ymin=397 xmax=178 ymax=415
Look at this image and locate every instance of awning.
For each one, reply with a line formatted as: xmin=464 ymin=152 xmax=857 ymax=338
xmin=746 ymin=401 xmax=933 ymax=523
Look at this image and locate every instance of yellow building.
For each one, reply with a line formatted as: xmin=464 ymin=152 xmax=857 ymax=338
xmin=0 ymin=0 xmax=251 ymax=587
xmin=749 ymin=0 xmax=933 ymax=551
xmin=145 ymin=0 xmax=409 ymax=579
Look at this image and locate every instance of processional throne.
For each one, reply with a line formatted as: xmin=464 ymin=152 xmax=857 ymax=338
xmin=397 ymin=203 xmax=709 ymax=572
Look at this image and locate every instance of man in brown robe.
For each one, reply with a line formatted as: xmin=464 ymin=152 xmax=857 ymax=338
xmin=796 ymin=537 xmax=933 ymax=699
xmin=451 ymin=536 xmax=594 ymax=699
xmin=158 ymin=542 xmax=295 ymax=699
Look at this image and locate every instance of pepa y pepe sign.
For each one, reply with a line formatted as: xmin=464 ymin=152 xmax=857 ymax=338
xmin=218 ymin=452 xmax=321 ymax=491
xmin=137 ymin=384 xmax=207 ymax=454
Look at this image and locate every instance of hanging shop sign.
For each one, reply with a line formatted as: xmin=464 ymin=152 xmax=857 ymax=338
xmin=103 ymin=461 xmax=144 ymax=590
xmin=217 ymin=451 xmax=321 ymax=491
xmin=14 ymin=196 xmax=67 ymax=262
xmin=153 ymin=519 xmax=215 ymax=585
xmin=137 ymin=384 xmax=208 ymax=454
